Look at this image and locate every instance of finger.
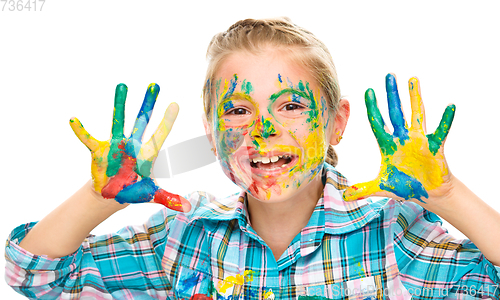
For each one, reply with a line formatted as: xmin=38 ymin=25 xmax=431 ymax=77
xmin=154 ymin=189 xmax=191 ymax=212
xmin=142 ymin=102 xmax=179 ymax=159
xmin=130 ymin=83 xmax=160 ymax=142
xmin=386 ymin=74 xmax=409 ymax=144
xmin=69 ymin=117 xmax=100 ymax=151
xmin=408 ymin=77 xmax=426 ymax=131
xmin=427 ymin=104 xmax=456 ymax=155
xmin=343 ymin=179 xmax=383 ymax=202
xmin=365 ymin=88 xmax=397 ymax=156
xmin=111 ymin=83 xmax=128 ymax=139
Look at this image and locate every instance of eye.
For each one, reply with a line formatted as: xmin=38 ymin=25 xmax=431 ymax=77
xmin=227 ymin=108 xmax=249 ymax=115
xmin=282 ymin=103 xmax=303 ymax=111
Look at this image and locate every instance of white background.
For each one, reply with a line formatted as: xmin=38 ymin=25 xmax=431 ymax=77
xmin=1 ymin=1 xmax=499 ymax=298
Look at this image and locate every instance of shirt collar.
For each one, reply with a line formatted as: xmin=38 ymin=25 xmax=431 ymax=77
xmin=191 ymin=163 xmax=381 ymax=236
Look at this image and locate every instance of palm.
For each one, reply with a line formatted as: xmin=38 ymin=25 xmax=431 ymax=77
xmin=343 ymin=74 xmax=455 ymax=203
xmin=70 ymin=83 xmax=190 ymax=212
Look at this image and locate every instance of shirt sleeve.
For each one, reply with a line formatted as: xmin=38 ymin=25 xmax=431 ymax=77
xmin=4 ymin=191 xmax=212 ymax=299
xmin=393 ymin=201 xmax=500 ymax=299
xmin=4 ymin=206 xmax=176 ymax=299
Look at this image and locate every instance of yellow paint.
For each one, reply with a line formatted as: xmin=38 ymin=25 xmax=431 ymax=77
xmin=218 ymin=270 xmax=255 ymax=293
xmin=70 ymin=117 xmax=113 ymax=193
xmin=147 ymin=82 xmax=157 ymax=92
xmin=263 ymin=289 xmax=275 ymax=299
xmin=343 ymin=76 xmax=450 ymax=201
xmin=408 ymin=77 xmax=424 ymax=130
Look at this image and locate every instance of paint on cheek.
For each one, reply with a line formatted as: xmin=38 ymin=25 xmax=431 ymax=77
xmin=218 ymin=128 xmax=246 ymax=158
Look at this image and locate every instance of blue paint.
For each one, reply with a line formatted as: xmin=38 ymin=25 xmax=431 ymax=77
xmin=115 ymin=177 xmax=159 ymax=204
xmin=277 ymin=73 xmax=283 ymax=83
xmin=385 ymin=74 xmax=409 ymax=144
xmin=223 ymin=101 xmax=234 ymax=113
xmin=130 ymin=84 xmax=160 ymax=142
xmin=379 ymin=164 xmax=428 ymax=203
xmin=222 ymin=74 xmax=238 ymax=100
xmin=291 ymin=93 xmax=301 ymax=103
xmin=177 ymin=271 xmax=202 ymax=293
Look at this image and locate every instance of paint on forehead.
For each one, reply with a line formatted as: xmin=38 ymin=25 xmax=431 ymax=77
xmin=221 ymin=74 xmax=239 ymax=100
xmin=278 ymin=73 xmax=283 ymax=83
xmin=241 ymin=79 xmax=254 ymax=95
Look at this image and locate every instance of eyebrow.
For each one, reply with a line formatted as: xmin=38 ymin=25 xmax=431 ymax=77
xmin=222 ymin=92 xmax=253 ymax=102
xmin=269 ymin=88 xmax=313 ymax=102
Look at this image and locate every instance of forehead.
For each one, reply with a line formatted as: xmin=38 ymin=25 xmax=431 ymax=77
xmin=215 ymin=49 xmax=317 ymax=92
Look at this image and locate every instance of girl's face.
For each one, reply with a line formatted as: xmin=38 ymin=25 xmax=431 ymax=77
xmin=209 ymin=49 xmax=335 ymax=202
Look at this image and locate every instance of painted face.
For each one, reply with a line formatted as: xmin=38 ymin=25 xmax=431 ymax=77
xmin=210 ymin=50 xmax=332 ymax=202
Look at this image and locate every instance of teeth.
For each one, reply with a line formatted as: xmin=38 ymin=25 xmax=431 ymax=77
xmin=251 ymin=155 xmax=292 ymax=165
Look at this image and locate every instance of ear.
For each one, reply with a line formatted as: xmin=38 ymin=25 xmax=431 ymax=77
xmin=329 ymin=98 xmax=350 ymax=145
xmin=202 ymin=113 xmax=217 ymax=157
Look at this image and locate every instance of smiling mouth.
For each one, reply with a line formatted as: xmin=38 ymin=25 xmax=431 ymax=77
xmin=249 ymin=155 xmax=295 ymax=170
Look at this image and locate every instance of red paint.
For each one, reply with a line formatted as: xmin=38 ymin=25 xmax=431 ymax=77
xmin=154 ymin=189 xmax=183 ymax=212
xmin=249 ymin=181 xmax=259 ymax=195
xmin=101 ymin=154 xmax=138 ymax=199
xmin=190 ymin=294 xmax=211 ymax=300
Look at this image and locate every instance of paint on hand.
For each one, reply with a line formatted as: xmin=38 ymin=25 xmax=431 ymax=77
xmin=70 ymin=83 xmax=186 ymax=211
xmin=343 ymin=74 xmax=454 ymax=203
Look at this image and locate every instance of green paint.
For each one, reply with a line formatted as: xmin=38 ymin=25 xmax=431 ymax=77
xmin=106 ymin=84 xmax=128 ymax=177
xmin=261 ymin=116 xmax=276 ymax=139
xmin=241 ymin=79 xmax=253 ymax=95
xmin=111 ymin=84 xmax=127 ymax=137
xmin=365 ymin=88 xmax=397 ymax=156
xmin=106 ymin=139 xmax=124 ymax=177
xmin=427 ymin=104 xmax=455 ymax=155
xmin=137 ymin=159 xmax=153 ymax=178
xmin=269 ymin=88 xmax=312 ymax=102
xmin=252 ymin=139 xmax=260 ymax=148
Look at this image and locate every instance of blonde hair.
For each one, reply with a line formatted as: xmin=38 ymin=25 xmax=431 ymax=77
xmin=203 ymin=17 xmax=340 ymax=166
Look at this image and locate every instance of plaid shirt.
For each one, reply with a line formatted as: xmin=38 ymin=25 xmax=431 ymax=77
xmin=5 ymin=164 xmax=500 ymax=299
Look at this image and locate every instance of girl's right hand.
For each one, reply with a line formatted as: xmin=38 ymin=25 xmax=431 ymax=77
xmin=69 ymin=83 xmax=191 ymax=212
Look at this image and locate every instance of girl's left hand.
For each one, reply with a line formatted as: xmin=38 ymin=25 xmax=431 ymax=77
xmin=343 ymin=74 xmax=456 ymax=204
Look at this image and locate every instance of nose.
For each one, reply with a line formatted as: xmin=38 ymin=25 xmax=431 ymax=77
xmin=250 ymin=116 xmax=279 ymax=139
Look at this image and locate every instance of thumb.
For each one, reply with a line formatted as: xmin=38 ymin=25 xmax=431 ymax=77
xmin=343 ymin=180 xmax=382 ymax=202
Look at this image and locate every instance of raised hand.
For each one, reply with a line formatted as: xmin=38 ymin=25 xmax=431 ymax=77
xmin=69 ymin=83 xmax=190 ymax=212
xmin=343 ymin=74 xmax=456 ymax=203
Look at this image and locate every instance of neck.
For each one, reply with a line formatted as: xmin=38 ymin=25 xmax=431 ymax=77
xmin=246 ymin=174 xmax=323 ymax=261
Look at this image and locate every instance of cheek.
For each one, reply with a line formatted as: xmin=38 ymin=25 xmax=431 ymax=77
xmin=287 ymin=116 xmax=327 ymax=160
xmin=214 ymin=122 xmax=251 ymax=159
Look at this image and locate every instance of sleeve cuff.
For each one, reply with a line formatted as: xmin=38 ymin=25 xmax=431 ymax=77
xmin=5 ymin=222 xmax=83 ymax=271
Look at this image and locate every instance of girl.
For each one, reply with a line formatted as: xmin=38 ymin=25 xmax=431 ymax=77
xmin=5 ymin=17 xmax=500 ymax=299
